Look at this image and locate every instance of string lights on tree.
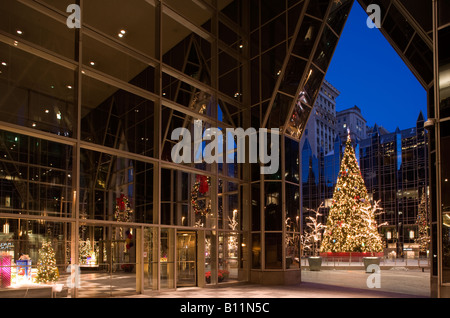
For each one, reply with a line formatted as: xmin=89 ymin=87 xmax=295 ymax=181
xmin=320 ymin=132 xmax=386 ymax=253
xmin=35 ymin=240 xmax=59 ymax=284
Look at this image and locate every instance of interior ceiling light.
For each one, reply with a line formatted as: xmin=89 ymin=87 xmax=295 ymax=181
xmin=1 ymin=62 xmax=7 ymax=66
xmin=118 ymin=29 xmax=126 ymax=38
xmin=16 ymin=30 xmax=23 ymax=35
xmin=90 ymin=61 xmax=95 ymax=66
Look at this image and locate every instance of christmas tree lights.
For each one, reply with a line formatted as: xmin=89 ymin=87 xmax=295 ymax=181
xmin=320 ymin=133 xmax=385 ymax=253
xmin=35 ymin=240 xmax=59 ymax=284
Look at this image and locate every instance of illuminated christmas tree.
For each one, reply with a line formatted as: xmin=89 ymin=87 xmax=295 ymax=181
xmin=320 ymin=133 xmax=384 ymax=253
xmin=415 ymin=191 xmax=430 ymax=253
xmin=35 ymin=240 xmax=59 ymax=284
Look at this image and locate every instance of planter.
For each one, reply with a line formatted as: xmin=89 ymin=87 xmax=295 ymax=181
xmin=363 ymin=257 xmax=381 ymax=273
xmin=308 ymin=257 xmax=322 ymax=271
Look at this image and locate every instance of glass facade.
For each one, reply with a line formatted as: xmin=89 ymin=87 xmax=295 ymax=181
xmin=0 ymin=0 xmax=352 ymax=297
xmin=1 ymin=0 xmax=446 ymax=298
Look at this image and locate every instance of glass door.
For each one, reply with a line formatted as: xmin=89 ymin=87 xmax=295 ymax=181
xmin=177 ymin=231 xmax=197 ymax=287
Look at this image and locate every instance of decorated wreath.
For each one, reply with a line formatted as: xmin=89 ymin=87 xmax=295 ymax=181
xmin=191 ymin=175 xmax=211 ymax=216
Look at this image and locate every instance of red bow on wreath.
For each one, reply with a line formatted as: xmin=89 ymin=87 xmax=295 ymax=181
xmin=197 ymin=175 xmax=209 ymax=194
xmin=117 ymin=194 xmax=127 ymax=211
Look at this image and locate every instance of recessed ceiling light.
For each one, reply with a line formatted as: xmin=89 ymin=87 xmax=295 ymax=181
xmin=67 ymin=85 xmax=73 ymax=89
xmin=1 ymin=62 xmax=7 ymax=66
xmin=32 ymin=123 xmax=37 ymax=127
xmin=118 ymin=33 xmax=124 ymax=38
xmin=45 ymin=109 xmax=49 ymax=113
xmin=90 ymin=61 xmax=95 ymax=66
xmin=17 ymin=30 xmax=23 ymax=35
xmin=120 ymin=30 xmax=126 ymax=34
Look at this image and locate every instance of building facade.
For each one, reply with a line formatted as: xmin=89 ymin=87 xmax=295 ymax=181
xmin=336 ymin=105 xmax=368 ymax=144
xmin=359 ymin=112 xmax=428 ymax=258
xmin=0 ymin=0 xmax=449 ymax=298
xmin=300 ymin=78 xmax=340 ymax=158
xmin=0 ymin=0 xmax=353 ymax=297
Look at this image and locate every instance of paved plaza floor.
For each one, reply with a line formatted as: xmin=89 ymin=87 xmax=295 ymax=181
xmin=133 ymin=267 xmax=430 ymax=299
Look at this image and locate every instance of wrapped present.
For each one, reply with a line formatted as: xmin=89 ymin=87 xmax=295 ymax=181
xmin=16 ymin=259 xmax=32 ymax=278
xmin=1 ymin=255 xmax=12 ymax=288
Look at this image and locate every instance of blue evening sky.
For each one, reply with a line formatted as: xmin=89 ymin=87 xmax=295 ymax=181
xmin=325 ymin=2 xmax=427 ymax=132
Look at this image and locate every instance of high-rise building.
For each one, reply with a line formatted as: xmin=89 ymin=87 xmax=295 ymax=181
xmin=0 ymin=0 xmax=448 ymax=298
xmin=300 ymin=79 xmax=340 ymax=157
xmin=336 ymin=105 xmax=368 ymax=144
xmin=359 ymin=112 xmax=428 ymax=258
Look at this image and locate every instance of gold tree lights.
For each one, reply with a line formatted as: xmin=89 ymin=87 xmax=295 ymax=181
xmin=34 ymin=241 xmax=59 ymax=284
xmin=320 ymin=133 xmax=385 ymax=253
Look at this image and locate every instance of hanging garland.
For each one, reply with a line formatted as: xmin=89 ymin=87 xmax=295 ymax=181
xmin=114 ymin=194 xmax=133 ymax=222
xmin=191 ymin=175 xmax=211 ymax=216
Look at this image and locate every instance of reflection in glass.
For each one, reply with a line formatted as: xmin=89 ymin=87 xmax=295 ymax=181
xmin=265 ymin=233 xmax=282 ymax=269
xmin=0 ymin=130 xmax=73 ymax=217
xmin=0 ymin=1 xmax=75 ymax=59
xmin=292 ymin=16 xmax=321 ymax=59
xmin=81 ymin=76 xmax=155 ymax=158
xmin=0 ymin=219 xmax=71 ymax=295
xmin=80 ymin=148 xmax=154 ymax=223
xmin=0 ymin=42 xmax=75 ymax=136
xmin=264 ymin=182 xmax=282 ymax=231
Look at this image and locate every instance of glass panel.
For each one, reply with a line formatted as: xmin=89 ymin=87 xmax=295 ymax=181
xmin=286 ymin=184 xmax=300 ymax=232
xmin=160 ymin=169 xmax=190 ymax=226
xmin=264 ymin=182 xmax=282 ymax=231
xmin=144 ymin=227 xmax=157 ymax=290
xmin=160 ymin=228 xmax=175 ymax=289
xmin=0 ymin=1 xmax=76 ymax=60
xmin=251 ymin=183 xmax=261 ymax=231
xmin=267 ymin=93 xmax=293 ymax=129
xmin=177 ymin=231 xmax=196 ymax=287
xmin=0 ymin=42 xmax=76 ymax=136
xmin=261 ymin=42 xmax=287 ymax=101
xmin=438 ymin=0 xmax=450 ymax=27
xmin=79 ymin=148 xmax=154 ymax=223
xmin=327 ymin=0 xmax=353 ymax=34
xmin=286 ymin=233 xmax=300 ymax=269
xmin=265 ymin=233 xmax=282 ymax=269
xmin=260 ymin=0 xmax=286 ymax=26
xmin=0 ymin=219 xmax=71 ymax=297
xmin=0 ymin=130 xmax=73 ymax=218
xmin=383 ymin=5 xmax=416 ymax=52
xmin=84 ymin=0 xmax=156 ymax=58
xmin=77 ymin=225 xmax=137 ymax=297
xmin=292 ymin=16 xmax=321 ymax=59
xmin=313 ymin=26 xmax=338 ymax=72
xmin=164 ymin=0 xmax=213 ymax=33
xmin=81 ymin=76 xmax=156 ymax=158
xmin=219 ymin=233 xmax=239 ymax=282
xmin=83 ymin=35 xmax=155 ymax=93
xmin=441 ymin=120 xmax=450 ymax=283
xmin=405 ymin=34 xmax=433 ymax=86
xmin=251 ymin=233 xmax=261 ymax=269
xmin=438 ymin=27 xmax=450 ymax=119
xmin=279 ymin=56 xmax=308 ymax=96
xmin=306 ymin=0 xmax=330 ymax=20
xmin=261 ymin=14 xmax=286 ymax=52
xmin=285 ymin=137 xmax=300 ymax=183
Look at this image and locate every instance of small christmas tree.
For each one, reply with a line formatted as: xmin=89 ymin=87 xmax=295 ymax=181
xmin=321 ymin=133 xmax=385 ymax=253
xmin=35 ymin=240 xmax=59 ymax=284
